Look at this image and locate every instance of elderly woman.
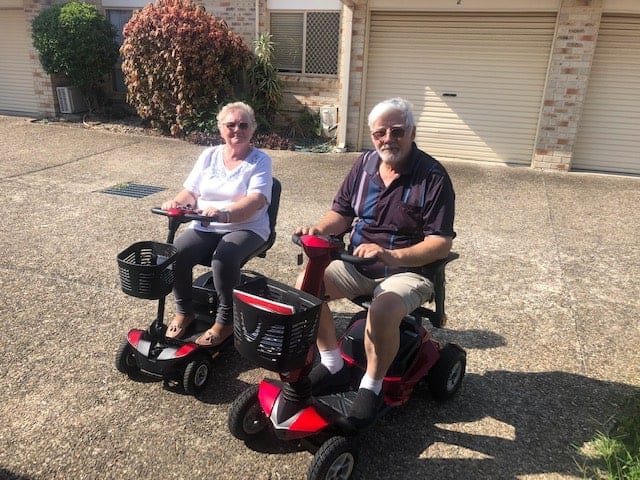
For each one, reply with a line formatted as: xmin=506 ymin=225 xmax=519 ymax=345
xmin=161 ymin=101 xmax=273 ymax=346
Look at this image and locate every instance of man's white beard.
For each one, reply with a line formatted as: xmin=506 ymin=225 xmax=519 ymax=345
xmin=379 ymin=147 xmax=402 ymax=165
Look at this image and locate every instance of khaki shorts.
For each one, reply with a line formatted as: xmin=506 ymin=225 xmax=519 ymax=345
xmin=325 ymin=260 xmax=434 ymax=314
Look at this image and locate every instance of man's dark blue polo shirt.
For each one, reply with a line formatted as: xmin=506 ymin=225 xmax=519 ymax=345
xmin=331 ymin=143 xmax=456 ymax=280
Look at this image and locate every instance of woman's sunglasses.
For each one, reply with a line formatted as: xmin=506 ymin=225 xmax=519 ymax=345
xmin=370 ymin=126 xmax=407 ymax=141
xmin=224 ymin=122 xmax=250 ymax=130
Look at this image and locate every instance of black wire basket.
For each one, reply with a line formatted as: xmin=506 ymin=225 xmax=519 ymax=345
xmin=233 ymin=276 xmax=322 ymax=372
xmin=117 ymin=241 xmax=178 ymax=299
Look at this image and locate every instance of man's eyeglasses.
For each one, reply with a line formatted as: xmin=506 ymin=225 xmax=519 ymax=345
xmin=370 ymin=126 xmax=407 ymax=141
xmin=224 ymin=122 xmax=250 ymax=130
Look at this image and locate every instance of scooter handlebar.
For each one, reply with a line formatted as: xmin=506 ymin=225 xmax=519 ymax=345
xmin=151 ymin=206 xmax=220 ymax=223
xmin=337 ymin=250 xmax=377 ymax=265
xmin=291 ymin=233 xmax=376 ymax=266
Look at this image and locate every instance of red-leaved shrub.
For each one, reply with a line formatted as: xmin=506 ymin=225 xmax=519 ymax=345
xmin=120 ymin=0 xmax=251 ymax=136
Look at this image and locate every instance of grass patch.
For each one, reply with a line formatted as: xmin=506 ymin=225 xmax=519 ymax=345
xmin=576 ymin=393 xmax=640 ymax=479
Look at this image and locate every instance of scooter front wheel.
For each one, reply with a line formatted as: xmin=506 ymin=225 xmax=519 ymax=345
xmin=308 ymin=435 xmax=358 ymax=480
xmin=228 ymin=384 xmax=269 ymax=440
xmin=115 ymin=339 xmax=139 ymax=376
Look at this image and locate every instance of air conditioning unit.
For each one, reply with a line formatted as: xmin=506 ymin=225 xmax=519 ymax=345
xmin=56 ymin=86 xmax=87 ymax=114
xmin=319 ymin=106 xmax=338 ymax=138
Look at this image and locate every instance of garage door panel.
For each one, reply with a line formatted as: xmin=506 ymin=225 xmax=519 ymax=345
xmin=577 ymin=130 xmax=640 ymax=145
xmin=369 ymin=60 xmax=550 ymax=78
xmin=364 ymin=12 xmax=555 ymax=164
xmin=572 ymin=15 xmax=640 ymax=174
xmin=369 ymin=69 xmax=549 ymax=91
xmin=0 ymin=9 xmax=40 ymax=114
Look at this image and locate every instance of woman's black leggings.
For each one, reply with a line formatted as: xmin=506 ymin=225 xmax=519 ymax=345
xmin=172 ymin=228 xmax=265 ymax=325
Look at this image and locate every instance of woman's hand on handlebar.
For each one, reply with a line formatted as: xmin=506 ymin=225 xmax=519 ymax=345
xmin=161 ymin=199 xmax=183 ymax=210
xmin=162 ymin=189 xmax=197 ymax=211
xmin=199 ymin=207 xmax=226 ymax=223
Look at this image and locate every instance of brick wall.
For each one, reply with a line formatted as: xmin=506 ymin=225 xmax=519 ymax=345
xmin=200 ymin=0 xmax=256 ymax=48
xmin=277 ymin=74 xmax=340 ymax=122
xmin=344 ymin=2 xmax=367 ymax=149
xmin=532 ymin=0 xmax=603 ymax=171
xmin=24 ymin=0 xmax=57 ymax=117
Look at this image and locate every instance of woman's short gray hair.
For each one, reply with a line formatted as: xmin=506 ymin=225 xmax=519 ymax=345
xmin=367 ymin=97 xmax=416 ymax=129
xmin=217 ymin=101 xmax=258 ymax=131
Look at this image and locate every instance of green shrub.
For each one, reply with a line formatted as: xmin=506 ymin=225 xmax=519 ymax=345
xmin=120 ymin=0 xmax=251 ymax=137
xmin=285 ymin=107 xmax=323 ymax=139
xmin=31 ymin=1 xmax=119 ymax=102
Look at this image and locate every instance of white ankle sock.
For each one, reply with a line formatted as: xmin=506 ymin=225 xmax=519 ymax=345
xmin=319 ymin=348 xmax=344 ymax=374
xmin=359 ymin=374 xmax=383 ymax=395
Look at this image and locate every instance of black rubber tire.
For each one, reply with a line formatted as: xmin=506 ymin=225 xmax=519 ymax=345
xmin=427 ymin=343 xmax=466 ymax=401
xmin=308 ymin=436 xmax=358 ymax=480
xmin=183 ymin=355 xmax=212 ymax=395
xmin=228 ymin=384 xmax=269 ymax=441
xmin=115 ymin=339 xmax=139 ymax=375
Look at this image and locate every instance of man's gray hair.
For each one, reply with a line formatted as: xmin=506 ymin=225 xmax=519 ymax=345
xmin=367 ymin=97 xmax=416 ymax=129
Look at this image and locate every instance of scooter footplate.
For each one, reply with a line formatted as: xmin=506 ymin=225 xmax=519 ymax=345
xmin=315 ymin=391 xmax=358 ymax=417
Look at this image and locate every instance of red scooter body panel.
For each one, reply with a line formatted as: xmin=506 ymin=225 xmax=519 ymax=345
xmin=382 ymin=337 xmax=441 ymax=406
xmin=340 ymin=317 xmax=443 ymax=407
xmin=258 ymin=378 xmax=330 ymax=440
xmin=258 ymin=379 xmax=281 ymax=417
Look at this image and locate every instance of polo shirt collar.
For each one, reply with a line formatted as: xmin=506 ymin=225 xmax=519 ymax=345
xmin=366 ymin=143 xmax=420 ymax=177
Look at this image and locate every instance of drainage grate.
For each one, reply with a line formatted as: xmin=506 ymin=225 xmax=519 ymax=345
xmin=99 ymin=182 xmax=167 ymax=199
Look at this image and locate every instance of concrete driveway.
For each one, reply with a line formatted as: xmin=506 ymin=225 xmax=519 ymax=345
xmin=0 ymin=114 xmax=638 ymax=480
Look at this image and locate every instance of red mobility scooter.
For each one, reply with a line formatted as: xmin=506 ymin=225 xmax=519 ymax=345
xmin=228 ymin=233 xmax=465 ymax=480
xmin=114 ymin=179 xmax=281 ymax=395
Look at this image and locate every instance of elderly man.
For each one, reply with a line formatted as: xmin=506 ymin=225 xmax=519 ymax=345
xmin=295 ymin=97 xmax=456 ymax=428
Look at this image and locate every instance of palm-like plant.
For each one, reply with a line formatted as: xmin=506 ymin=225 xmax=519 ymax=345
xmin=248 ymin=33 xmax=283 ymax=131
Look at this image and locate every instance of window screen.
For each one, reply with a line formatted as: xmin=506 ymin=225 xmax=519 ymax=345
xmin=271 ymin=12 xmax=304 ymax=73
xmin=306 ymin=12 xmax=340 ymax=75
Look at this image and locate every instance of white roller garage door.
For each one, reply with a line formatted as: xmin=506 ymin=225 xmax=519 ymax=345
xmin=0 ymin=9 xmax=40 ymax=115
xmin=572 ymin=15 xmax=640 ymax=175
xmin=363 ymin=13 xmax=556 ymax=165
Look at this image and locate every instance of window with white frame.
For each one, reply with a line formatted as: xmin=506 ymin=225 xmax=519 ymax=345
xmin=270 ymin=11 xmax=340 ymax=75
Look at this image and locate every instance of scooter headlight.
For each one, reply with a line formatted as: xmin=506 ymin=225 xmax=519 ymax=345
xmin=175 ymin=343 xmax=198 ymax=358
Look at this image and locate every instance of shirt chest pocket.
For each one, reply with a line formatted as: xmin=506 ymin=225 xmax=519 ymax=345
xmin=390 ymin=203 xmax=423 ymax=235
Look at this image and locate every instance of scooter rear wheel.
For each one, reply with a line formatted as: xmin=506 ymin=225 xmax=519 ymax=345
xmin=427 ymin=343 xmax=466 ymax=401
xmin=228 ymin=384 xmax=269 ymax=440
xmin=308 ymin=435 xmax=358 ymax=480
xmin=183 ymin=355 xmax=212 ymax=395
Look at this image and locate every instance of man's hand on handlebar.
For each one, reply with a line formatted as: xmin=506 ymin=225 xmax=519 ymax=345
xmin=294 ymin=225 xmax=324 ymax=236
xmin=352 ymin=243 xmax=395 ymax=265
